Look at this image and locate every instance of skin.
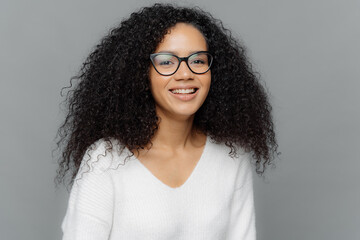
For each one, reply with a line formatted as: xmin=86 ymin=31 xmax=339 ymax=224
xmin=135 ymin=22 xmax=211 ymax=188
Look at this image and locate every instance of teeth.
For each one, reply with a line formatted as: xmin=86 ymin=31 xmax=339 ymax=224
xmin=171 ymin=88 xmax=196 ymax=94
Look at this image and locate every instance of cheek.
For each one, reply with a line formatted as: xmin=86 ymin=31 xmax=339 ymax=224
xmin=201 ymin=75 xmax=211 ymax=101
xmin=202 ymin=73 xmax=211 ymax=90
xmin=149 ymin=69 xmax=169 ymax=98
xmin=149 ymin=70 xmax=163 ymax=94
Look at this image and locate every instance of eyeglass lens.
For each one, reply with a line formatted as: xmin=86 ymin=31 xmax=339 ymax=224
xmin=152 ymin=52 xmax=212 ymax=75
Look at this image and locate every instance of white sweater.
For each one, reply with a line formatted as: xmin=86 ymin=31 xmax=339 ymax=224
xmin=61 ymin=135 xmax=256 ymax=240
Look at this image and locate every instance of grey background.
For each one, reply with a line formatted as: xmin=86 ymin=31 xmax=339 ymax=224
xmin=1 ymin=0 xmax=359 ymax=239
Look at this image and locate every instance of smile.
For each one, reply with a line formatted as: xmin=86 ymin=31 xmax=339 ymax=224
xmin=168 ymin=88 xmax=199 ymax=101
xmin=170 ymin=88 xmax=198 ymax=94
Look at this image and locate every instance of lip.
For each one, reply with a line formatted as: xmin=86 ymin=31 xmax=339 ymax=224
xmin=168 ymin=85 xmax=199 ymax=90
xmin=168 ymin=88 xmax=199 ymax=101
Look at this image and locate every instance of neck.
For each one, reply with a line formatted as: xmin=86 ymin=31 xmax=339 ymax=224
xmin=148 ymin=108 xmax=203 ymax=152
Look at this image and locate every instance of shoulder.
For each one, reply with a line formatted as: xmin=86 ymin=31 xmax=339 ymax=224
xmin=207 ymin=137 xmax=253 ymax=188
xmin=207 ymin=137 xmax=250 ymax=166
xmin=76 ymin=138 xmax=127 ymax=178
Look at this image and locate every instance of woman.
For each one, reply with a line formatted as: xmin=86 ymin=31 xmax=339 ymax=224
xmin=56 ymin=3 xmax=279 ymax=240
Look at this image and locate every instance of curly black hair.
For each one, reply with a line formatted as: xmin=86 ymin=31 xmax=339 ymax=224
xmin=54 ymin=3 xmax=279 ymax=189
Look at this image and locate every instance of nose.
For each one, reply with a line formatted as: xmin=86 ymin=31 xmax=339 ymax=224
xmin=173 ymin=60 xmax=194 ymax=80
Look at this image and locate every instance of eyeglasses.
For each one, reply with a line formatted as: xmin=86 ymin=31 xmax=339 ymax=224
xmin=150 ymin=51 xmax=213 ymax=76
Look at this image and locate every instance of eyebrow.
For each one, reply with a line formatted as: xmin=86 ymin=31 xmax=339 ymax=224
xmin=156 ymin=50 xmax=207 ymax=55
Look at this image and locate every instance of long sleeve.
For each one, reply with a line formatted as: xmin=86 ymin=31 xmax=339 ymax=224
xmin=226 ymin=156 xmax=256 ymax=240
xmin=61 ymin=140 xmax=115 ymax=240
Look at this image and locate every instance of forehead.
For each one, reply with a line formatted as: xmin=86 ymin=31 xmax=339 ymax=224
xmin=155 ymin=23 xmax=208 ymax=55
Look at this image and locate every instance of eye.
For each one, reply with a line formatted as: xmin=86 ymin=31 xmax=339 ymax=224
xmin=153 ymin=54 xmax=177 ymax=67
xmin=159 ymin=60 xmax=174 ymax=65
xmin=189 ymin=52 xmax=209 ymax=66
xmin=192 ymin=59 xmax=205 ymax=64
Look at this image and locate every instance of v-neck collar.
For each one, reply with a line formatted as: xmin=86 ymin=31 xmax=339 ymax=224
xmin=132 ymin=135 xmax=209 ymax=192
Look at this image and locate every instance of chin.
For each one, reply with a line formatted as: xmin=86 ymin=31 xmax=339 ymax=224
xmin=155 ymin=103 xmax=201 ymax=119
xmin=172 ymin=109 xmax=198 ymax=118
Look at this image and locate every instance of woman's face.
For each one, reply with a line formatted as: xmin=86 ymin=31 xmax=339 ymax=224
xmin=149 ymin=22 xmax=211 ymax=120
